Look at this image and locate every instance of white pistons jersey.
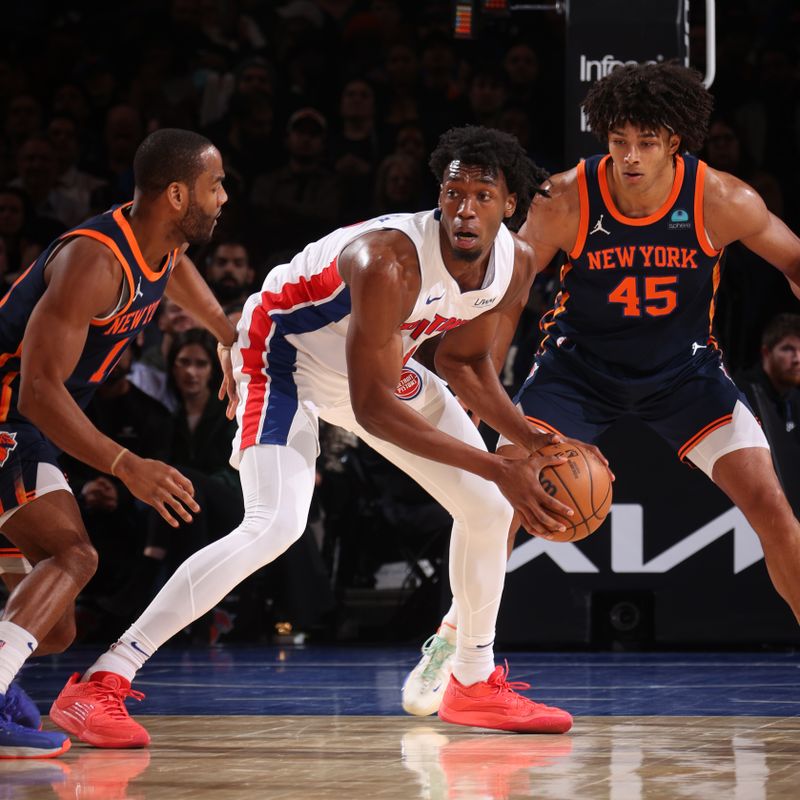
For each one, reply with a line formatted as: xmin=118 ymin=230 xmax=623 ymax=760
xmin=232 ymin=209 xmax=515 ymax=460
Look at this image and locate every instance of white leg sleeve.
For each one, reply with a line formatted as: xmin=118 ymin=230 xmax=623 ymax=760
xmin=127 ymin=421 xmax=318 ymax=652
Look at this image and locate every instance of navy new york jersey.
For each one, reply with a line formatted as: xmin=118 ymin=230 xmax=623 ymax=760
xmin=539 ymin=154 xmax=723 ymax=373
xmin=0 ymin=203 xmax=177 ymax=424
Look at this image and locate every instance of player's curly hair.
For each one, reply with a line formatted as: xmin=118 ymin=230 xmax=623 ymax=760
xmin=134 ymin=129 xmax=215 ymax=195
xmin=582 ymin=62 xmax=713 ymax=153
xmin=429 ymin=125 xmax=549 ymax=231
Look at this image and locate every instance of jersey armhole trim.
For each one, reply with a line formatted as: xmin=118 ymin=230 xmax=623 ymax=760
xmin=694 ymin=160 xmax=721 ymax=257
xmin=568 ymin=160 xmax=589 ymax=260
xmin=61 ymin=229 xmax=137 ymax=326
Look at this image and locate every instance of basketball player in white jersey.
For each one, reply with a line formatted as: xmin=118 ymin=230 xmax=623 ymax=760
xmin=51 ymin=126 xmax=582 ymax=745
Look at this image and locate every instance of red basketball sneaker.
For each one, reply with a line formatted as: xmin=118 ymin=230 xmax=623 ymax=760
xmin=49 ymin=672 xmax=150 ymax=749
xmin=437 ymin=663 xmax=573 ymax=733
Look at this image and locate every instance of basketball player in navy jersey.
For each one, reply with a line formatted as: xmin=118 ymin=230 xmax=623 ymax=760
xmin=0 ymin=128 xmax=237 ymax=757
xmin=404 ymin=62 xmax=800 ymax=718
xmin=50 ymin=126 xmax=599 ymax=748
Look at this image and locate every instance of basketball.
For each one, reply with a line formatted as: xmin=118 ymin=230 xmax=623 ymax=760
xmin=536 ymin=442 xmax=612 ymax=542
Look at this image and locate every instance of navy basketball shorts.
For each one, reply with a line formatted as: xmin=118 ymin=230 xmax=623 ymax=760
xmin=0 ymin=421 xmax=70 ymax=573
xmin=498 ymin=343 xmax=767 ymax=478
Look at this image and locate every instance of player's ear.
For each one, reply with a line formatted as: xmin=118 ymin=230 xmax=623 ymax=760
xmin=504 ymin=193 xmax=517 ymax=219
xmin=166 ymin=181 xmax=188 ymax=212
xmin=668 ymin=133 xmax=682 ymax=155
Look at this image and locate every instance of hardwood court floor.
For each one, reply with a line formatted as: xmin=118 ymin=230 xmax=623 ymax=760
xmin=3 ymin=647 xmax=799 ymax=799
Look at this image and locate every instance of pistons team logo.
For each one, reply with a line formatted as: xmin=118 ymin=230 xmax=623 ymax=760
xmin=395 ymin=366 xmax=423 ymax=400
xmin=0 ymin=431 xmax=18 ymax=466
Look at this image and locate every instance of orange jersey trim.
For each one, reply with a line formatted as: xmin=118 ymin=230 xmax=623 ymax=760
xmin=678 ymin=413 xmax=734 ymax=461
xmin=568 ymin=160 xmax=590 ymax=259
xmin=694 ymin=160 xmax=722 ymax=257
xmin=0 ymin=263 xmax=35 ymax=311
xmin=112 ymin=205 xmax=175 ymax=282
xmin=0 ymin=343 xmax=22 ymax=370
xmin=0 ymin=370 xmax=18 ymax=423
xmin=707 ymin=260 xmax=722 ymax=346
xmin=538 ymin=262 xmax=573 ymax=352
xmin=599 ymin=154 xmax=685 ymax=227
xmin=524 ymin=415 xmax=565 ymax=437
xmin=61 ymin=228 xmax=137 ymax=328
xmin=0 ymin=548 xmax=24 ymax=557
xmin=89 ymin=339 xmax=129 ymax=383
xmin=14 ymin=475 xmax=29 ymax=507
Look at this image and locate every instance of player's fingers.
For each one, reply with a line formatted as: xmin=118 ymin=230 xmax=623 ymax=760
xmin=154 ymin=500 xmax=180 ymax=528
xmin=537 ymin=453 xmax=567 ymax=469
xmin=170 ymin=470 xmax=195 ymax=497
xmin=218 ymin=377 xmax=226 ymax=402
xmin=529 ymin=431 xmax=558 ymax=450
xmin=529 ymin=491 xmax=570 ymax=529
xmin=168 ymin=480 xmax=200 ymax=514
xmin=226 ymin=385 xmax=238 ymax=420
xmin=163 ymin=492 xmax=194 ymax=524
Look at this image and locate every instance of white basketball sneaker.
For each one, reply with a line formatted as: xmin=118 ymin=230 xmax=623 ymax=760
xmin=402 ymin=633 xmax=456 ymax=716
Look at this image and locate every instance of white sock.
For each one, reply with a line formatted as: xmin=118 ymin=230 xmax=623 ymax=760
xmin=437 ymin=619 xmax=457 ymax=645
xmin=83 ymin=626 xmax=157 ymax=684
xmin=0 ymin=621 xmax=38 ymax=695
xmin=452 ymin=629 xmax=495 ymax=686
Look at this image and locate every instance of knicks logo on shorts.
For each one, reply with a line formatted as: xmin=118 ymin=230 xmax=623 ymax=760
xmin=0 ymin=431 xmax=18 ymax=467
xmin=395 ymin=367 xmax=423 ymax=400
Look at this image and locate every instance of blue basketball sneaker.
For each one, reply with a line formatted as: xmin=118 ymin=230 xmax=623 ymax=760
xmin=5 ymin=682 xmax=42 ymax=729
xmin=0 ymin=692 xmax=71 ymax=759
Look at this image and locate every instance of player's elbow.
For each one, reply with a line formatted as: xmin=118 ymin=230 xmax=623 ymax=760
xmin=350 ymin=395 xmax=388 ymax=437
xmin=17 ymin=374 xmax=51 ymax=424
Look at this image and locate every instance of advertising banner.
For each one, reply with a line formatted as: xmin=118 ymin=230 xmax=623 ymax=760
xmin=565 ymin=0 xmax=689 ymax=163
xmin=498 ymin=416 xmax=799 ymax=647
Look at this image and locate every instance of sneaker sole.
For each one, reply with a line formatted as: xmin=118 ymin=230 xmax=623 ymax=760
xmin=49 ymin=705 xmax=150 ymax=749
xmin=0 ymin=737 xmax=71 ymax=760
xmin=438 ymin=705 xmax=573 ymax=734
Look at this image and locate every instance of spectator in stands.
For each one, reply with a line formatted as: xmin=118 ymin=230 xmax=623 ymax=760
xmin=372 ymin=153 xmax=424 ymax=215
xmin=251 ymin=107 xmax=341 ymax=259
xmin=736 ymin=314 xmax=800 ymax=514
xmin=9 ymin=135 xmax=84 ymax=228
xmin=330 ymin=78 xmax=382 ymax=223
xmin=203 ymin=239 xmax=255 ymax=306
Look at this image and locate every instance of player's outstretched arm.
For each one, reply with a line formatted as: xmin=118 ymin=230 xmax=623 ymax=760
xmin=705 ymin=169 xmax=800 ymax=300
xmin=166 ymin=252 xmax=239 ymax=417
xmin=18 ymin=239 xmax=200 ymax=527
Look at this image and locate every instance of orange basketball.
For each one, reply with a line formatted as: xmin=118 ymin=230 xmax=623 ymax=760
xmin=536 ymin=442 xmax=612 ymax=542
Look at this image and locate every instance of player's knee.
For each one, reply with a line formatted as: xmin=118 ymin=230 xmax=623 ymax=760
xmin=456 ymin=487 xmax=514 ymax=537
xmin=238 ymin=508 xmax=305 ymax=563
xmin=56 ymin=541 xmax=99 ymax=587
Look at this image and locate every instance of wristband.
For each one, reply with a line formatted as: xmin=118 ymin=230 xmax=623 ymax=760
xmin=110 ymin=447 xmax=129 ymax=476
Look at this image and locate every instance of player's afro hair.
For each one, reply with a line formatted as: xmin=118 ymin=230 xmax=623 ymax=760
xmin=133 ymin=128 xmax=215 ymax=195
xmin=582 ymin=62 xmax=713 ymax=153
xmin=429 ymin=125 xmax=548 ymax=231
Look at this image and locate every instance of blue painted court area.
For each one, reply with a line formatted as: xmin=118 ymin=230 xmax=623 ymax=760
xmin=19 ymin=646 xmax=800 ymax=717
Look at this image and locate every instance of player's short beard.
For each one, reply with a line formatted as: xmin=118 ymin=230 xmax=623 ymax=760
xmin=182 ymin=188 xmax=215 ymax=245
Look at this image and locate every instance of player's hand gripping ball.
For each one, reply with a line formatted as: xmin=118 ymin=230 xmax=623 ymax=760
xmin=537 ymin=442 xmax=612 ymax=542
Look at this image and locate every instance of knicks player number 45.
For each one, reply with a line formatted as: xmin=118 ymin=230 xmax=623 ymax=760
xmin=608 ymin=276 xmax=678 ymax=318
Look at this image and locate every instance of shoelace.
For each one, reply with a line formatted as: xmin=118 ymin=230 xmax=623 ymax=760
xmin=489 ymin=661 xmax=533 ymax=694
xmin=420 ymin=635 xmax=455 ymax=683
xmin=94 ymin=684 xmax=146 ymax=721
